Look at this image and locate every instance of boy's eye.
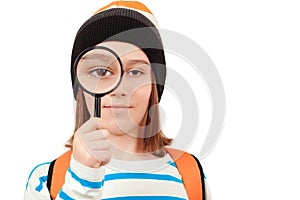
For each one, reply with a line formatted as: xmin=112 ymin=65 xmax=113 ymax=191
xmin=128 ymin=69 xmax=144 ymax=76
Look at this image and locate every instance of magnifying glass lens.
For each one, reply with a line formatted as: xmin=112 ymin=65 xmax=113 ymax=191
xmin=76 ymin=48 xmax=122 ymax=94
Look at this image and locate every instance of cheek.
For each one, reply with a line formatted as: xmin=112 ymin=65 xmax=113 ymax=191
xmin=129 ymin=84 xmax=152 ymax=120
xmin=131 ymin=84 xmax=151 ymax=103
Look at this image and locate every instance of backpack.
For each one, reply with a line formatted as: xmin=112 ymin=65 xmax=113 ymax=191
xmin=47 ymin=148 xmax=206 ymax=200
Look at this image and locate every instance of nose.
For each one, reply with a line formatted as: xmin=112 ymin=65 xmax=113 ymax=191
xmin=110 ymin=79 xmax=128 ymax=97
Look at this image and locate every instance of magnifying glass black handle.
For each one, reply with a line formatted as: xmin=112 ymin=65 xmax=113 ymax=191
xmin=94 ymin=97 xmax=101 ymax=118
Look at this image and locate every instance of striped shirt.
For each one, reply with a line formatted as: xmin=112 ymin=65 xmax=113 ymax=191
xmin=24 ymin=153 xmax=211 ymax=199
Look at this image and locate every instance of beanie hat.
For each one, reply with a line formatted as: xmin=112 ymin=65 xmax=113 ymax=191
xmin=71 ymin=1 xmax=166 ymax=102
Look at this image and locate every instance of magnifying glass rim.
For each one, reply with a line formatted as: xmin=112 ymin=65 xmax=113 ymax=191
xmin=73 ymin=45 xmax=124 ymax=97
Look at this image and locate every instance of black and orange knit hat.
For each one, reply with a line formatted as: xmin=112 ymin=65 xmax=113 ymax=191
xmin=71 ymin=1 xmax=166 ymax=102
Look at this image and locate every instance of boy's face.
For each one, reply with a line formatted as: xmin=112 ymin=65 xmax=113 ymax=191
xmin=82 ymin=41 xmax=153 ymax=136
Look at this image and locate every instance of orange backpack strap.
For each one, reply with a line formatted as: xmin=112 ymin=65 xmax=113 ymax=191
xmin=166 ymin=147 xmax=205 ymax=200
xmin=47 ymin=150 xmax=72 ymax=200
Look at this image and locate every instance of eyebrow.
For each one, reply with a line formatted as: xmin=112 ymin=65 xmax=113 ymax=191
xmin=124 ymin=59 xmax=150 ymax=67
xmin=80 ymin=54 xmax=151 ymax=69
xmin=80 ymin=53 xmax=110 ymax=61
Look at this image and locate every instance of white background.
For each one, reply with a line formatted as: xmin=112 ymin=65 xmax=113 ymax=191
xmin=1 ymin=0 xmax=300 ymax=199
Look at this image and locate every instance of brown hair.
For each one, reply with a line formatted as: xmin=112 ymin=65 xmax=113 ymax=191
xmin=65 ymin=83 xmax=172 ymax=154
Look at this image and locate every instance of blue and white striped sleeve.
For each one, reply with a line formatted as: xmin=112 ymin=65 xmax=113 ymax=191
xmin=24 ymin=162 xmax=52 ymax=200
xmin=58 ymin=155 xmax=106 ymax=199
xmin=24 ymin=155 xmax=106 ymax=200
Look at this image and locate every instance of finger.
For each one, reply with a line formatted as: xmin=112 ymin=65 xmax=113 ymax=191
xmin=88 ymin=140 xmax=111 ymax=151
xmin=78 ymin=117 xmax=106 ymax=133
xmin=92 ymin=150 xmax=112 ymax=164
xmin=79 ymin=130 xmax=108 ymax=142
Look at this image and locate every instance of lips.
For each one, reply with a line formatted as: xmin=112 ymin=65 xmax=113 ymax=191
xmin=104 ymin=105 xmax=132 ymax=108
xmin=103 ymin=105 xmax=132 ymax=113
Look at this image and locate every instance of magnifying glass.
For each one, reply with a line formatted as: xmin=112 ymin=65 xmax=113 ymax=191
xmin=74 ymin=46 xmax=124 ymax=117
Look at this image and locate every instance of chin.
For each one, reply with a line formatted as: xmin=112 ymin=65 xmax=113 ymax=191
xmin=109 ymin=121 xmax=142 ymax=135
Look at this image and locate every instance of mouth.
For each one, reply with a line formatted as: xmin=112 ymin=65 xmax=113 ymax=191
xmin=104 ymin=105 xmax=132 ymax=108
xmin=103 ymin=105 xmax=133 ymax=112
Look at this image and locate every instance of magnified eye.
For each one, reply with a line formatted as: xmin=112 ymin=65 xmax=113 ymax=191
xmin=89 ymin=67 xmax=112 ymax=78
